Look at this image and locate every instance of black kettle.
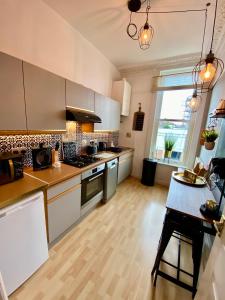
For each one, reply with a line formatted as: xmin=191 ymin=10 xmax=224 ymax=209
xmin=98 ymin=142 xmax=107 ymax=151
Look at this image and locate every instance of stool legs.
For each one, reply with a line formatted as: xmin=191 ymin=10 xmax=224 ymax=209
xmin=151 ymin=214 xmax=174 ymax=280
xmin=192 ymin=233 xmax=204 ymax=297
xmin=151 ymin=210 xmax=204 ymax=298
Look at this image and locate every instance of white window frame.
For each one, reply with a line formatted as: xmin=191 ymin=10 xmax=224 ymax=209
xmin=150 ymin=89 xmax=197 ymax=167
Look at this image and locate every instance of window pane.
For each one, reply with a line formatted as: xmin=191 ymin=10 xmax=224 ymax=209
xmin=160 ymin=89 xmax=193 ymax=120
xmin=155 ymin=120 xmax=189 ymax=162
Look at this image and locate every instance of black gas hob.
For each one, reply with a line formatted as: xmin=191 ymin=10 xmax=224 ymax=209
xmin=63 ymin=155 xmax=101 ymax=168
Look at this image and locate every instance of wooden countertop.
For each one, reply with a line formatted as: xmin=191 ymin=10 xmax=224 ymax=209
xmin=0 ymin=174 xmax=47 ymax=209
xmin=166 ymin=175 xmax=215 ymax=224
xmin=25 ymin=163 xmax=82 ymax=187
xmin=25 ymin=148 xmax=134 ymax=187
xmin=0 ymin=148 xmax=134 ymax=210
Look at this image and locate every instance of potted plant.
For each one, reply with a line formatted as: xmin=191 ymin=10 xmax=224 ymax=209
xmin=164 ymin=136 xmax=176 ymax=158
xmin=200 ymin=130 xmax=207 ymax=145
xmin=202 ymin=129 xmax=218 ymax=150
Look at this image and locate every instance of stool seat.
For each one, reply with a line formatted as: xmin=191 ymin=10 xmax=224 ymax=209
xmin=151 ymin=209 xmax=204 ymax=298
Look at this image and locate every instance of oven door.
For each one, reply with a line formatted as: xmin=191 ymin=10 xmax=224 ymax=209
xmin=81 ymin=171 xmax=104 ymax=207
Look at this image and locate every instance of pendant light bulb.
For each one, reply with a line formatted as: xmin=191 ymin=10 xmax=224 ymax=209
xmin=186 ymin=91 xmax=201 ymax=113
xmin=199 ymin=62 xmax=216 ymax=82
xmin=138 ymin=22 xmax=154 ymax=50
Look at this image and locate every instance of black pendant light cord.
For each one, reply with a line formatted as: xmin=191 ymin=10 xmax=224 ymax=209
xmin=210 ymin=0 xmax=218 ymax=50
xmin=200 ymin=9 xmax=208 ymax=62
xmin=133 ymin=8 xmax=207 ymax=14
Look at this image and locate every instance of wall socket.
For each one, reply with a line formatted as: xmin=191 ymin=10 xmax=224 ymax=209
xmin=126 ymin=132 xmax=131 ymax=138
xmin=11 ymin=147 xmax=27 ymax=155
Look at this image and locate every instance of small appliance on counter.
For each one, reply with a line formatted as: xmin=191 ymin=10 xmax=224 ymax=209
xmin=98 ymin=142 xmax=107 ymax=152
xmin=86 ymin=140 xmax=98 ymax=155
xmin=32 ymin=143 xmax=52 ymax=171
xmin=0 ymin=152 xmax=24 ymax=185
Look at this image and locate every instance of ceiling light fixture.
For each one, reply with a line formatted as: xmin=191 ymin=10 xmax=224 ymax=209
xmin=127 ymin=0 xmax=154 ymax=50
xmin=126 ymin=1 xmax=210 ymax=51
xmin=186 ymin=90 xmax=202 ymax=113
xmin=193 ymin=0 xmax=224 ymax=93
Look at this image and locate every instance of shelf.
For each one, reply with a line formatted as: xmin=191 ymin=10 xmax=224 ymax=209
xmin=209 ymin=113 xmax=225 ymax=119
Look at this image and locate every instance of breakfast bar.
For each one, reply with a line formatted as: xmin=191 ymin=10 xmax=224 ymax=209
xmin=151 ymin=174 xmax=216 ymax=297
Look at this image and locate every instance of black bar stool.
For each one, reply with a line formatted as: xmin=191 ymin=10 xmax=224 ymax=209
xmin=151 ymin=209 xmax=204 ymax=298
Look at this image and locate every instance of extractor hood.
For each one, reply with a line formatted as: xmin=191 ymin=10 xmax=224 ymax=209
xmin=66 ymin=107 xmax=101 ymax=123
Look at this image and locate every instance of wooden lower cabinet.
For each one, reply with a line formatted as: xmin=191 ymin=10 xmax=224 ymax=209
xmin=118 ymin=152 xmax=133 ymax=184
xmin=47 ymin=180 xmax=81 ymax=243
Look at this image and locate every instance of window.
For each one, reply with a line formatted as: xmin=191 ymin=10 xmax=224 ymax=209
xmin=150 ymin=68 xmax=197 ymax=167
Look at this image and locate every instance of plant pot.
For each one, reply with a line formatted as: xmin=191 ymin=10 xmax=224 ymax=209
xmin=204 ymin=141 xmax=215 ymax=150
xmin=200 ymin=137 xmax=205 ymax=146
xmin=164 ymin=150 xmax=172 ymax=158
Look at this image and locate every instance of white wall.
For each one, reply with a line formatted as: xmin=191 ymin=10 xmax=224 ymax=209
xmin=0 ymin=0 xmax=120 ymax=97
xmin=119 ymin=64 xmax=209 ymax=186
xmin=118 ymin=69 xmax=175 ymax=185
xmin=118 ymin=69 xmax=156 ymax=179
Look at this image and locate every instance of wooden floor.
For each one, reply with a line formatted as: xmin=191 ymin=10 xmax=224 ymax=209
xmin=10 ymin=177 xmax=193 ymax=300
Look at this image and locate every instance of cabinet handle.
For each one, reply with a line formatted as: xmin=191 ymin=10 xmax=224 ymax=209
xmin=48 ymin=184 xmax=81 ymax=204
xmin=110 ymin=165 xmax=116 ymax=169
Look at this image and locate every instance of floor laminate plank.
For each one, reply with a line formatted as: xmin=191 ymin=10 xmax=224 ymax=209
xmin=9 ymin=177 xmax=192 ymax=300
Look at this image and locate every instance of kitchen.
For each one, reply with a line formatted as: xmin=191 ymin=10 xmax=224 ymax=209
xmin=0 ymin=1 xmax=225 ymax=300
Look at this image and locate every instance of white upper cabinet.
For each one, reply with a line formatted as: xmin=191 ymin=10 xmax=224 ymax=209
xmin=112 ymin=78 xmax=131 ymax=116
xmin=23 ymin=63 xmax=66 ymax=131
xmin=107 ymin=97 xmax=121 ymax=131
xmin=0 ymin=52 xmax=27 ymax=131
xmin=66 ymin=80 xmax=95 ymax=112
xmin=94 ymin=93 xmax=120 ymax=131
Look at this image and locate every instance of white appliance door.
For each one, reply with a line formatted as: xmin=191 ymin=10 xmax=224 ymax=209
xmin=0 ymin=191 xmax=48 ymax=295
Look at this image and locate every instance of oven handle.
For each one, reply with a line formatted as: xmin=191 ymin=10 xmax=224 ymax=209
xmin=88 ymin=173 xmax=103 ymax=182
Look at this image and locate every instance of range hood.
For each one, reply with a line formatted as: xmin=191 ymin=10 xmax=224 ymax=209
xmin=66 ymin=107 xmax=101 ymax=123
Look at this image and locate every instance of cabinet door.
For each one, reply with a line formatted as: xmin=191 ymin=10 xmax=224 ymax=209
xmin=23 ymin=63 xmax=66 ymax=131
xmin=66 ymin=80 xmax=94 ymax=112
xmin=94 ymin=93 xmax=110 ymax=131
xmin=118 ymin=154 xmax=133 ymax=184
xmin=0 ymin=52 xmax=26 ymax=131
xmin=108 ymin=98 xmax=121 ymax=131
xmin=112 ymin=79 xmax=131 ymax=116
xmin=94 ymin=94 xmax=120 ymax=131
xmin=48 ymin=184 xmax=81 ymax=243
xmin=122 ymin=80 xmax=131 ymax=116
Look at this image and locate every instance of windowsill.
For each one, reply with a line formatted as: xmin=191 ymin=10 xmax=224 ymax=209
xmin=152 ymin=159 xmax=186 ymax=169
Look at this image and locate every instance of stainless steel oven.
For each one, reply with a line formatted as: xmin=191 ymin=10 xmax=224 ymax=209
xmin=81 ymin=163 xmax=105 ymax=216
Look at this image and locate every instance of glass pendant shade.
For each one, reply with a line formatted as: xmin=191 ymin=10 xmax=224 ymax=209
xmin=186 ymin=91 xmax=202 ymax=113
xmin=193 ymin=49 xmax=224 ymax=92
xmin=138 ymin=22 xmax=154 ymax=50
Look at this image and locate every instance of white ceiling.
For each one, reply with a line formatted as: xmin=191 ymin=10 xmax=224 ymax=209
xmin=43 ymin=0 xmax=217 ymax=69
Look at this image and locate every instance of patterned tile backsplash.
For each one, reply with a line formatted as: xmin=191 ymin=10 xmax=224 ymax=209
xmin=0 ymin=122 xmax=119 ymax=167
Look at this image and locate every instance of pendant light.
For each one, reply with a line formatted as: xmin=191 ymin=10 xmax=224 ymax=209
xmin=193 ymin=0 xmax=224 ymax=93
xmin=127 ymin=0 xmax=154 ymax=50
xmin=138 ymin=16 xmax=154 ymax=50
xmin=186 ymin=90 xmax=202 ymax=113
